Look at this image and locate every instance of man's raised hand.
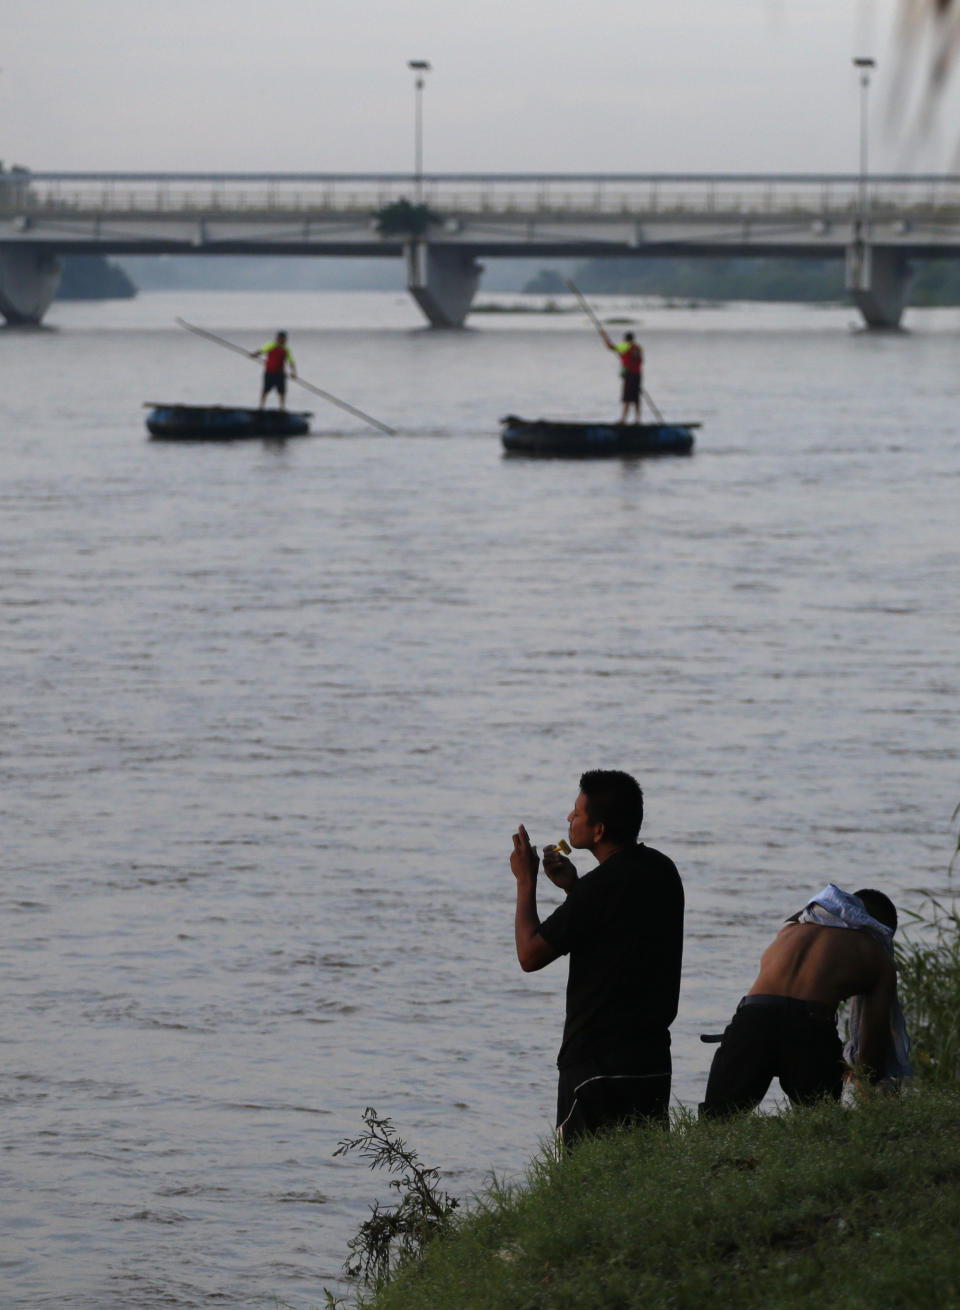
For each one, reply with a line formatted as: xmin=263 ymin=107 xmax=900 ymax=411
xmin=510 ymin=823 xmax=540 ymax=883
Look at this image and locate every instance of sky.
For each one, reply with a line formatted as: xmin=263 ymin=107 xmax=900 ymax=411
xmin=5 ymin=0 xmax=960 ymax=176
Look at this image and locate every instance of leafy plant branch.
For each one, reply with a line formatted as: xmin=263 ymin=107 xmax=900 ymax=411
xmin=333 ymin=1107 xmax=460 ymax=1294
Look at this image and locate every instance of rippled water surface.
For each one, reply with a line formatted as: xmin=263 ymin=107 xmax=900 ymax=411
xmin=2 ymin=291 xmax=959 ymax=1307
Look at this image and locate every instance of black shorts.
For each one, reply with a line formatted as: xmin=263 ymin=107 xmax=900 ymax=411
xmin=621 ymin=373 xmax=641 ymax=404
xmin=263 ymin=370 xmax=286 ymax=396
xmin=700 ymin=995 xmax=844 ymax=1119
xmin=557 ymin=1042 xmax=671 ymax=1146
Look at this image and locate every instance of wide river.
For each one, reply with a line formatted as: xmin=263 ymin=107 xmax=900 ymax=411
xmin=2 ymin=289 xmax=958 ymax=1308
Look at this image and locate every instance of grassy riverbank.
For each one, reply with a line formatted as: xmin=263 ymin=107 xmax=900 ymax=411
xmin=357 ymin=1087 xmax=960 ymax=1309
xmin=336 ymin=891 xmax=960 ymax=1308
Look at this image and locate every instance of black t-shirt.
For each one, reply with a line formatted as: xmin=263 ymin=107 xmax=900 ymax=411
xmin=537 ymin=844 xmax=684 ymax=1069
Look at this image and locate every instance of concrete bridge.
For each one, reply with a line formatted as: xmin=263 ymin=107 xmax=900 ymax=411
xmin=4 ymin=169 xmax=960 ymax=328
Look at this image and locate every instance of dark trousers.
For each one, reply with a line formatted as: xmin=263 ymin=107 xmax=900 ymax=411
xmin=557 ymin=1047 xmax=671 ymax=1147
xmin=700 ymin=995 xmax=844 ymax=1120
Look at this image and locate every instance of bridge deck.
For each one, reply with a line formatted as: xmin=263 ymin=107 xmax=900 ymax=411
xmin=5 ymin=171 xmax=960 ymax=221
xmin=4 ymin=172 xmax=960 ymax=261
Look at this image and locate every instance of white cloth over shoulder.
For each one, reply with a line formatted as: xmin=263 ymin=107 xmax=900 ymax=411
xmin=798 ymin=883 xmax=911 ymax=1080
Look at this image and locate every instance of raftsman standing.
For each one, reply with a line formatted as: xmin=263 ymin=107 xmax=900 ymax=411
xmin=251 ymin=330 xmax=297 ymax=410
xmin=601 ymin=329 xmax=644 ymax=423
xmin=511 ymin=769 xmax=684 ymax=1146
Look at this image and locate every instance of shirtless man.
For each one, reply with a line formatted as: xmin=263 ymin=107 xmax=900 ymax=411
xmin=700 ymin=886 xmax=906 ymax=1118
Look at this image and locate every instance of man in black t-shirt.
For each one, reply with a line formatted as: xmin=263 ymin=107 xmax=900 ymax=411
xmin=511 ymin=769 xmax=684 ymax=1146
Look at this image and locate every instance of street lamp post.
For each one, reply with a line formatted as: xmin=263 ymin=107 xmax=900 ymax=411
xmin=407 ymin=60 xmax=431 ymax=203
xmin=853 ymin=56 xmax=876 ymax=226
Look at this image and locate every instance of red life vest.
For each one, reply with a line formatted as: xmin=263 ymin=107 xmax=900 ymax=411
xmin=618 ymin=342 xmax=643 ymax=375
xmin=264 ymin=343 xmax=288 ymax=373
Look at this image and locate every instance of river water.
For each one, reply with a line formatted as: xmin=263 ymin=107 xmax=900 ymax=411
xmin=2 ymin=289 xmax=958 ymax=1308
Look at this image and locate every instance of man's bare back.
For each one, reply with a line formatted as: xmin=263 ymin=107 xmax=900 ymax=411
xmin=749 ymin=922 xmax=897 ymax=1076
xmin=751 ymin=922 xmax=893 ymax=1008
xmin=700 ymin=888 xmax=903 ymax=1118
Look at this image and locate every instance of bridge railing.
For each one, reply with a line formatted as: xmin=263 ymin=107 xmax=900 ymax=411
xmin=6 ymin=172 xmax=960 ymax=219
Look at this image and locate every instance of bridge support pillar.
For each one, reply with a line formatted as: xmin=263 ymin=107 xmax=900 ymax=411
xmin=0 ymin=248 xmax=62 ymax=326
xmin=845 ymin=243 xmax=912 ymax=329
xmin=405 ymin=243 xmax=482 ymax=328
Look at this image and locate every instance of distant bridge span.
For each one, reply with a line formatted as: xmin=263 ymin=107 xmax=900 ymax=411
xmin=4 ymin=170 xmax=960 ymax=327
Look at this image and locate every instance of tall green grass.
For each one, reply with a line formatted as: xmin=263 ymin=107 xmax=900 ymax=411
xmin=896 ymin=895 xmax=960 ymax=1083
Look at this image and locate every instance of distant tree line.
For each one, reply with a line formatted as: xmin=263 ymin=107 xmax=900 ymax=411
xmin=56 ymin=255 xmax=137 ymax=301
xmin=51 ymin=250 xmax=960 ymax=306
xmin=524 ymin=256 xmax=960 ymax=307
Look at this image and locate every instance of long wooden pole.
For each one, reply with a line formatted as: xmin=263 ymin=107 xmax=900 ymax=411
xmin=175 ymin=318 xmax=397 ymax=436
xmin=566 ymin=279 xmax=609 ymax=342
xmin=565 ymin=280 xmax=667 ymax=424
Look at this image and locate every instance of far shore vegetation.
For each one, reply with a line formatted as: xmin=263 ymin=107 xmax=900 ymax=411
xmin=525 ymin=256 xmax=960 ymax=307
xmin=57 ymin=252 xmax=960 ymax=308
xmin=56 ymin=255 xmax=137 ymax=301
xmin=327 ymin=866 xmax=960 ymax=1310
